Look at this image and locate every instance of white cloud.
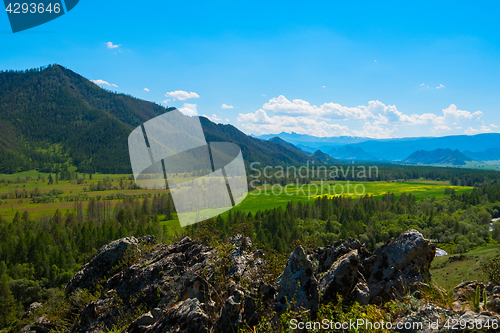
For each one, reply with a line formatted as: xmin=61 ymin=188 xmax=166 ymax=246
xmin=221 ymin=104 xmax=234 ymax=109
xmin=322 ymin=86 xmax=326 ymax=88
xmin=465 ymin=125 xmax=491 ymax=135
xmin=178 ymin=103 xmax=198 ymax=116
xmin=144 ymin=88 xmax=150 ymax=92
xmin=165 ymin=90 xmax=200 ymax=101
xmin=203 ymin=114 xmax=222 ymax=122
xmin=92 ymin=79 xmax=118 ymax=88
xmin=226 ymin=118 xmax=230 ymax=122
xmin=237 ymin=95 xmax=489 ymax=138
xmin=465 ymin=127 xmax=479 ymax=135
xmin=432 ymin=126 xmax=452 ymax=133
xmin=491 ymin=124 xmax=498 ymax=128
xmin=436 ymin=84 xmax=445 ymax=89
xmin=374 ymin=60 xmax=377 ymax=62
xmin=106 ymin=42 xmax=121 ymax=49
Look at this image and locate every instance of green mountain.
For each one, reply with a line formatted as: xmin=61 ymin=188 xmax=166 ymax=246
xmin=0 ymin=65 xmax=318 ymax=174
xmin=310 ymin=150 xmax=340 ymax=164
xmin=403 ymin=148 xmax=473 ymax=166
xmin=268 ymin=136 xmax=305 ymax=152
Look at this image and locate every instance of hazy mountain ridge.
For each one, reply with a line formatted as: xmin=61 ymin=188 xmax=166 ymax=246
xmin=462 ymin=148 xmax=500 ymax=161
xmin=327 ymin=145 xmax=375 ymax=161
xmin=260 ymin=132 xmax=500 ymax=161
xmin=403 ymin=148 xmax=473 ymax=166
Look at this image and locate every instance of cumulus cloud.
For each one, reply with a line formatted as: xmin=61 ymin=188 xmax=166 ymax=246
xmin=436 ymin=84 xmax=445 ymax=89
xmin=92 ymin=79 xmax=118 ymax=88
xmin=432 ymin=126 xmax=452 ymax=133
xmin=144 ymin=88 xmax=150 ymax=92
xmin=106 ymin=42 xmax=120 ymax=49
xmin=203 ymin=114 xmax=222 ymax=122
xmin=237 ymin=95 xmax=489 ymax=138
xmin=165 ymin=90 xmax=200 ymax=101
xmin=178 ymin=103 xmax=198 ymax=116
xmin=221 ymin=104 xmax=234 ymax=109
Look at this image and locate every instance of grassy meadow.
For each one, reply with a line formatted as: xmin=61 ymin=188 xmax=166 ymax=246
xmin=0 ymin=171 xmax=473 ymax=223
xmin=430 ymin=244 xmax=500 ymax=290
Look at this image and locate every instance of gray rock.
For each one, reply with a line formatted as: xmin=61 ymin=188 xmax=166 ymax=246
xmin=319 ymin=249 xmax=359 ymax=302
xmin=364 ymin=229 xmax=436 ymax=302
xmin=132 ymin=312 xmax=156 ymax=327
xmin=65 ymin=237 xmax=139 ymax=294
xmin=275 ymin=246 xmax=319 ymax=313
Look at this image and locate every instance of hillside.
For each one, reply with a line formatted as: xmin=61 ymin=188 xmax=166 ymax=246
xmin=403 ymin=148 xmax=473 ymax=165
xmin=15 ymin=231 xmax=500 ymax=332
xmin=327 ymin=145 xmax=375 ymax=161
xmin=268 ymin=136 xmax=305 ymax=152
xmin=0 ymin=65 xmax=319 ymax=174
xmin=309 ymin=149 xmax=340 ymax=164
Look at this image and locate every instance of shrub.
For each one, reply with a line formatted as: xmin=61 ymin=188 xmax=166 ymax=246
xmin=481 ymin=256 xmax=500 ymax=285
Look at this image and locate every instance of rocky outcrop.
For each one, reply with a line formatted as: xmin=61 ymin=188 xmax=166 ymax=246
xmin=65 ymin=237 xmax=140 ymax=295
xmin=275 ymin=246 xmax=319 ymax=313
xmin=364 ymin=229 xmax=436 ymax=303
xmin=275 ymin=229 xmax=436 ymax=312
xmin=49 ymin=230 xmax=500 ymax=333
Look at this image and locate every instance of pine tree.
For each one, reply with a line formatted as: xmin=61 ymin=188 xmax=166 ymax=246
xmin=0 ymin=274 xmax=16 ymax=327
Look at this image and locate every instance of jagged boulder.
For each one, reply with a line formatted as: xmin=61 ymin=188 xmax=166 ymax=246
xmin=65 ymin=237 xmax=139 ymax=295
xmin=318 ymin=249 xmax=360 ymax=302
xmin=275 ymin=246 xmax=319 ymax=313
xmin=141 ymin=298 xmax=210 ymax=333
xmin=363 ymin=229 xmax=436 ymax=303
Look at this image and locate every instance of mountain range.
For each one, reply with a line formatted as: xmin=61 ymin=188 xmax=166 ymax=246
xmin=0 ymin=65 xmax=321 ymax=174
xmin=258 ymin=132 xmax=500 ymax=163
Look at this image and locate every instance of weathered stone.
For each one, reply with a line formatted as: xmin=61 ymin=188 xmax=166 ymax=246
xmin=66 ymin=237 xmax=139 ymax=294
xmin=150 ymin=298 xmax=210 ymax=333
xmin=275 ymin=246 xmax=319 ymax=313
xmin=394 ymin=304 xmax=452 ymax=333
xmin=364 ymin=229 xmax=436 ymax=302
xmin=351 ymin=280 xmax=370 ymax=305
xmin=319 ymin=249 xmax=359 ymax=302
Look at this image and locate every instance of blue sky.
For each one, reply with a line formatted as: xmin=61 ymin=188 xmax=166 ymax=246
xmin=1 ymin=1 xmax=500 ymax=138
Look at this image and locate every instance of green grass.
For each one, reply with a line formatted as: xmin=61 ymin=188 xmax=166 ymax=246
xmin=463 ymin=160 xmax=500 ymax=171
xmin=0 ymin=172 xmax=473 ymax=232
xmin=430 ymin=243 xmax=500 ymax=290
xmin=224 ymin=180 xmax=473 ymax=217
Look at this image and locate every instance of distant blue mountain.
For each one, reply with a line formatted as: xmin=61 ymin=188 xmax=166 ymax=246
xmin=327 ymin=146 xmax=375 ymax=161
xmin=258 ymin=132 xmax=500 ymax=161
xmin=403 ymin=149 xmax=473 ymax=166
xmin=462 ymin=148 xmax=500 ymax=161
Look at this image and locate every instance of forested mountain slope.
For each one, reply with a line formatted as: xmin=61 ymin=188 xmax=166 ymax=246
xmin=0 ymin=65 xmax=319 ymax=174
